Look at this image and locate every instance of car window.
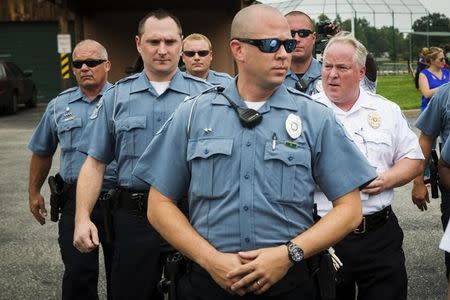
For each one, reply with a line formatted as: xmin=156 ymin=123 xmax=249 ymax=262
xmin=5 ymin=62 xmax=24 ymax=78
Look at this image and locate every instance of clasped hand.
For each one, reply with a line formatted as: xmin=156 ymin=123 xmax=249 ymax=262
xmin=207 ymin=245 xmax=291 ymax=296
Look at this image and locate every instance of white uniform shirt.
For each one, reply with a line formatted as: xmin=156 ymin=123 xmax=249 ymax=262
xmin=312 ymin=88 xmax=424 ymax=216
xmin=440 ymin=222 xmax=450 ymax=252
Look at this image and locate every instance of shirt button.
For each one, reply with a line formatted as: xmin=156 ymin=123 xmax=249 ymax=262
xmin=246 ymin=141 xmax=251 ymax=147
xmin=243 ymin=206 xmax=249 ymax=211
xmin=245 ymin=238 xmax=250 ymax=243
xmin=157 ymin=118 xmax=162 ymax=122
xmin=204 ymin=149 xmax=209 ymax=154
xmin=244 ymin=174 xmax=250 ymax=179
xmin=288 ymin=156 xmax=294 ymax=161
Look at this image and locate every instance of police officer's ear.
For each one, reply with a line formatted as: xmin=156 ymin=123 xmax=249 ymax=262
xmin=135 ymin=35 xmax=143 ymax=55
xmin=104 ymin=60 xmax=111 ymax=72
xmin=230 ymin=39 xmax=245 ymax=62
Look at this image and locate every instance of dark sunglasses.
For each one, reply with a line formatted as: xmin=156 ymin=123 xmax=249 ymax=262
xmin=290 ymin=29 xmax=314 ymax=38
xmin=183 ymin=50 xmax=210 ymax=57
xmin=438 ymin=57 xmax=445 ymax=62
xmin=233 ymin=38 xmax=297 ymax=53
xmin=72 ymin=59 xmax=106 ymax=69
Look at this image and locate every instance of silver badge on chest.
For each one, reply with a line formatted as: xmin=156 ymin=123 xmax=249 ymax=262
xmin=285 ymin=113 xmax=302 ymax=139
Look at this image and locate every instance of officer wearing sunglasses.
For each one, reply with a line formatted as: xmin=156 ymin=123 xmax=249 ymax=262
xmin=28 ymin=39 xmax=116 ymax=300
xmin=73 ymin=9 xmax=211 ymax=300
xmin=182 ymin=33 xmax=233 ymax=87
xmin=133 ymin=4 xmax=376 ymax=300
xmin=283 ymin=11 xmax=322 ymax=95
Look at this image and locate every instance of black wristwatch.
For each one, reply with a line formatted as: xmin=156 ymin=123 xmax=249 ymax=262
xmin=285 ymin=241 xmax=304 ymax=264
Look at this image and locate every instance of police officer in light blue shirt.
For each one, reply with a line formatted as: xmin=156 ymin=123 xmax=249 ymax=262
xmin=133 ymin=5 xmax=376 ymax=300
xmin=439 ymin=138 xmax=450 ymax=191
xmin=27 ymin=39 xmax=115 ymax=300
xmin=72 ymin=10 xmax=211 ymax=300
xmin=182 ymin=33 xmax=233 ymax=87
xmin=413 ymin=82 xmax=450 ymax=277
xmin=283 ymin=11 xmax=322 ymax=95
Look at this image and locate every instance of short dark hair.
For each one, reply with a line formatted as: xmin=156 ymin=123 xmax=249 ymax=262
xmin=285 ymin=11 xmax=315 ymax=30
xmin=138 ymin=9 xmax=182 ymax=37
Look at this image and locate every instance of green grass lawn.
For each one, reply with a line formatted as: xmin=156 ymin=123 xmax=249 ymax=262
xmin=376 ymin=75 xmax=422 ymax=110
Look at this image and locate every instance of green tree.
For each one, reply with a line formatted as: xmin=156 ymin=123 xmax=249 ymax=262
xmin=411 ymin=13 xmax=450 ymax=56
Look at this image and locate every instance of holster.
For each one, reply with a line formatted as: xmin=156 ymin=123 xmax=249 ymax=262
xmin=99 ymin=188 xmax=119 ymax=243
xmin=158 ymin=252 xmax=186 ymax=300
xmin=429 ymin=149 xmax=440 ymax=199
xmin=310 ymin=251 xmax=336 ymax=300
xmin=48 ymin=173 xmax=64 ymax=222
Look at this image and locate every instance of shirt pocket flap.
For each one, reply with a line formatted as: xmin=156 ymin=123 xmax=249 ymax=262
xmin=116 ymin=116 xmax=147 ymax=132
xmin=58 ymin=117 xmax=82 ymax=133
xmin=187 ymin=138 xmax=233 ymax=160
xmin=364 ymin=131 xmax=392 ymax=146
xmin=264 ymin=142 xmax=310 ymax=167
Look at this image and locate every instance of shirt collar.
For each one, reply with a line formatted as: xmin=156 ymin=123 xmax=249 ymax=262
xmin=130 ymin=69 xmax=191 ymax=96
xmin=319 ymin=87 xmax=376 ymax=116
xmin=286 ymin=58 xmax=322 ymax=80
xmin=211 ymin=78 xmax=298 ymax=112
xmin=68 ymin=81 xmax=113 ymax=104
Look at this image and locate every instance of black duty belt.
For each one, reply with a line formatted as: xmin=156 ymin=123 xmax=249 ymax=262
xmin=353 ymin=205 xmax=392 ymax=234
xmin=117 ymin=189 xmax=149 ymax=216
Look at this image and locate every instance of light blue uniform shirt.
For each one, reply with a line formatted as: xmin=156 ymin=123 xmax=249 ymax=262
xmin=442 ymin=139 xmax=450 ymax=164
xmin=283 ymin=58 xmax=322 ymax=95
xmin=415 ymin=83 xmax=450 ymax=143
xmin=78 ymin=70 xmax=212 ymax=190
xmin=28 ymin=83 xmax=117 ymax=190
xmin=133 ymin=80 xmax=376 ymax=253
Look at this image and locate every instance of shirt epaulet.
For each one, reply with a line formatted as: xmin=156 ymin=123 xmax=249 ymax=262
xmin=213 ymin=71 xmax=233 ymax=79
xmin=184 ymin=85 xmax=220 ymax=103
xmin=57 ymin=86 xmax=78 ymax=96
xmin=182 ymin=72 xmax=213 ymax=86
xmin=115 ymin=73 xmax=139 ymax=85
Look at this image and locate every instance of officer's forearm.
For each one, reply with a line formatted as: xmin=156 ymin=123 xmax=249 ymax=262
xmin=28 ymin=153 xmax=52 ymax=195
xmin=384 ymin=158 xmax=423 ymax=189
xmin=291 ymin=189 xmax=362 ymax=258
xmin=148 ymin=187 xmax=218 ymax=268
xmin=413 ymin=133 xmax=434 ymax=184
xmin=76 ymin=155 xmax=105 ymax=221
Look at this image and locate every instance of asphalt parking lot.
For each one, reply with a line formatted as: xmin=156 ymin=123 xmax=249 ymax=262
xmin=0 ymin=105 xmax=447 ymax=299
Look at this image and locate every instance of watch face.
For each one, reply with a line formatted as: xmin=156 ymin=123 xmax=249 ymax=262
xmin=288 ymin=242 xmax=304 ymax=262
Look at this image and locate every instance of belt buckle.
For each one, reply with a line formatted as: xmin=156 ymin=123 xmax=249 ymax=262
xmin=354 ymin=216 xmax=366 ymax=234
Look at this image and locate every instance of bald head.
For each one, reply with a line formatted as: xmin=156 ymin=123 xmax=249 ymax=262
xmin=73 ymin=39 xmax=108 ymax=60
xmin=231 ymin=4 xmax=287 ymax=39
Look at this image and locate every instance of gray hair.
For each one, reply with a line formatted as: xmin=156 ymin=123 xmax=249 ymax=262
xmin=324 ymin=32 xmax=367 ymax=66
xmin=72 ymin=39 xmax=108 ymax=60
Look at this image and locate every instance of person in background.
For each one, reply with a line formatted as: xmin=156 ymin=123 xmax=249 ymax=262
xmin=72 ymin=10 xmax=211 ymax=300
xmin=418 ymin=46 xmax=449 ymax=112
xmin=439 ymin=138 xmax=450 ymax=300
xmin=182 ymin=33 xmax=232 ymax=86
xmin=313 ymin=33 xmax=423 ymax=300
xmin=413 ymin=83 xmax=450 ymax=284
xmin=28 ymin=39 xmax=115 ymax=300
xmin=283 ymin=11 xmax=322 ymax=95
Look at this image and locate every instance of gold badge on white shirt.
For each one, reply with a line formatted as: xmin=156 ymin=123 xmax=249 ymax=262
xmin=368 ymin=111 xmax=381 ymax=129
xmin=285 ymin=113 xmax=302 ymax=139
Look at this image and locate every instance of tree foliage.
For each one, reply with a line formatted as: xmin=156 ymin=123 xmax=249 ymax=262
xmin=313 ymin=13 xmax=450 ymax=62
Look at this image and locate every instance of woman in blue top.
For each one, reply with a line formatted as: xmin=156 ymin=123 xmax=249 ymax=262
xmin=419 ymin=47 xmax=449 ymax=111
